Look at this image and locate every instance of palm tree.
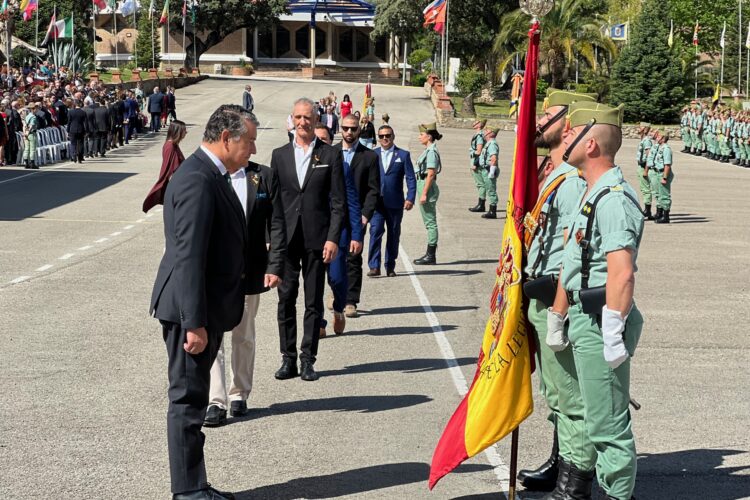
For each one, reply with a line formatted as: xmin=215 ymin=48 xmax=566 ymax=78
xmin=492 ymin=0 xmax=617 ymax=89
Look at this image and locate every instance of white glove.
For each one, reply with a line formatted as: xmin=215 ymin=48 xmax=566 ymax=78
xmin=489 ymin=165 xmax=498 ymax=178
xmin=602 ymin=305 xmax=629 ymax=369
xmin=546 ymin=309 xmax=569 ymax=352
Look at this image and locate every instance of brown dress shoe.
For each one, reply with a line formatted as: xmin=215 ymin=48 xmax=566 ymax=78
xmin=344 ymin=304 xmax=358 ymax=318
xmin=367 ymin=268 xmax=381 ymax=277
xmin=319 ymin=327 xmax=327 ymax=338
xmin=333 ymin=311 xmax=346 ymax=334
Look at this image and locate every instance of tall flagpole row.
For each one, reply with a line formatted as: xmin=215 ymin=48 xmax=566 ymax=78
xmin=133 ymin=5 xmax=137 ymax=69
xmin=113 ymin=5 xmax=119 ymax=69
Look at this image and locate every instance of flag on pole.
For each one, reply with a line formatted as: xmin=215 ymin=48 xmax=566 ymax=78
xmin=693 ymin=21 xmax=699 ymax=46
xmin=429 ymin=19 xmax=539 ymax=491
xmin=745 ymin=20 xmax=750 ymax=49
xmin=159 ymin=0 xmax=169 ymax=25
xmin=668 ymin=20 xmax=674 ymax=47
xmin=148 ymin=0 xmax=154 ymax=18
xmin=433 ymin=1 xmax=448 ymax=35
xmin=720 ymin=21 xmax=726 ymax=49
xmin=191 ymin=0 xmax=196 ymax=24
xmin=610 ymin=23 xmax=628 ymax=41
xmin=20 ymin=0 xmax=38 ymax=22
xmin=712 ymin=83 xmax=721 ymax=107
xmin=121 ymin=0 xmax=137 ymax=17
xmin=181 ymin=0 xmax=186 ymax=26
xmin=0 ymin=0 xmax=8 ymax=14
xmin=93 ymin=0 xmax=107 ymax=9
xmin=423 ymin=0 xmax=446 ymax=28
xmin=42 ymin=12 xmax=74 ymax=45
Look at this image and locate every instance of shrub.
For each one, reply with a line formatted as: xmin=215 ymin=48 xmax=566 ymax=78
xmin=456 ymin=67 xmax=487 ymax=96
xmin=411 ymin=73 xmax=428 ymax=87
xmin=408 ymin=48 xmax=432 ymax=72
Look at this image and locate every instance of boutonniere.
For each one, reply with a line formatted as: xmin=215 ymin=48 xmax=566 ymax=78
xmin=251 ymin=173 xmax=260 ymax=186
xmin=311 ymin=154 xmax=321 ymax=167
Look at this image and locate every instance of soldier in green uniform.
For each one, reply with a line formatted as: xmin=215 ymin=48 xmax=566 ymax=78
xmin=468 ymin=119 xmax=487 ymax=212
xmin=680 ymin=107 xmax=691 ymax=152
xmin=635 ymin=123 xmax=654 ymax=220
xmin=740 ymin=113 xmax=750 ymax=167
xmin=517 ymin=90 xmax=595 ymax=493
xmin=690 ymin=106 xmax=703 ymax=155
xmin=479 ymin=128 xmax=501 ymax=219
xmin=653 ymin=131 xmax=674 ymax=224
xmin=703 ymin=110 xmax=716 ymax=160
xmin=546 ymin=101 xmax=645 ymax=500
xmin=413 ymin=122 xmax=442 ymax=265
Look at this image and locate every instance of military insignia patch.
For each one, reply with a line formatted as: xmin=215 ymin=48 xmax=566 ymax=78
xmin=251 ymin=174 xmax=260 ymax=186
xmin=575 ymin=229 xmax=584 ymax=244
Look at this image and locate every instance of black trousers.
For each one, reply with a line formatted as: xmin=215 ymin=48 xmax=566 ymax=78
xmin=85 ymin=133 xmax=96 ymax=156
xmin=277 ymin=225 xmax=325 ymax=363
xmin=346 ymin=249 xmax=364 ymax=306
xmin=69 ymin=133 xmax=84 ymax=162
xmin=162 ymin=321 xmax=221 ymax=494
xmin=151 ymin=112 xmax=161 ymax=132
xmin=96 ymin=131 xmax=108 ymax=155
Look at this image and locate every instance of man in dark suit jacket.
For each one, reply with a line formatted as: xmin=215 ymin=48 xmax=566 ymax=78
xmin=148 ymin=86 xmax=164 ymax=132
xmin=67 ymin=100 xmax=88 ymax=163
xmin=205 ymin=160 xmax=287 ymax=426
xmin=271 ymin=97 xmax=346 ymax=382
xmin=83 ymin=101 xmax=97 ymax=158
xmin=333 ymin=114 xmax=380 ymax=318
xmin=369 ymin=124 xmax=417 ymax=276
xmin=110 ymin=95 xmax=125 ymax=148
xmin=124 ymin=91 xmax=139 ymax=143
xmin=150 ymin=104 xmax=255 ymax=500
xmin=93 ymin=98 xmax=111 ymax=158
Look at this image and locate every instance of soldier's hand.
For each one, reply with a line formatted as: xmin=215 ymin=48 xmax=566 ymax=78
xmin=661 ymin=178 xmax=667 ymax=185
xmin=419 ymin=194 xmax=428 ymax=205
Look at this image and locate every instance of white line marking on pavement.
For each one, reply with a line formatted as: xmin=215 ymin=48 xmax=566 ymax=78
xmin=59 ymin=253 xmax=75 ymax=260
xmin=77 ymin=245 xmax=93 ymax=251
xmin=399 ymin=244 xmax=518 ymax=499
xmin=123 ymin=225 xmax=134 ymax=230
xmin=136 ymin=219 xmax=145 ymax=223
xmin=0 ymin=173 xmax=37 ymax=185
xmin=110 ymin=231 xmax=122 ymax=236
xmin=94 ymin=238 xmax=109 ymax=243
xmin=35 ymin=264 xmax=53 ymax=272
xmin=10 ymin=276 xmax=30 ymax=284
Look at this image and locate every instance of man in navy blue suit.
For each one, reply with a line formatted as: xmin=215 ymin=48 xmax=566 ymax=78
xmin=368 ymin=125 xmax=417 ymax=277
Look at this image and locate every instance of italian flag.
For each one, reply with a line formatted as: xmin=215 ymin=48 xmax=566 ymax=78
xmin=42 ymin=14 xmax=74 ymax=46
xmin=159 ymin=0 xmax=169 ymax=25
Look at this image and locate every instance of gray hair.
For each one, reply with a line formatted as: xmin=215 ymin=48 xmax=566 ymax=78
xmin=293 ymin=97 xmax=316 ymax=110
xmin=203 ymin=104 xmax=259 ymax=143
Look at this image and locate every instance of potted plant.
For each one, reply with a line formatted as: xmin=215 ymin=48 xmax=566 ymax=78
xmin=231 ymin=60 xmax=253 ymax=76
xmin=148 ymin=68 xmax=159 ymax=79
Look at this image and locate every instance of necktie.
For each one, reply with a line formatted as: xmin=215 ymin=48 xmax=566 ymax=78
xmin=223 ymin=172 xmax=233 ymax=189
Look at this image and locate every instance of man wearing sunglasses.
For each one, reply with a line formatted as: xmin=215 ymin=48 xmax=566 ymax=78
xmin=331 ymin=114 xmax=380 ymax=320
xmin=368 ymin=125 xmax=416 ymax=278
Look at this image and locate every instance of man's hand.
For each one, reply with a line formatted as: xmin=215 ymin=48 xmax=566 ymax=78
xmin=419 ymin=194 xmax=428 ymax=205
xmin=323 ymin=241 xmax=339 ymax=263
xmin=642 ymin=169 xmax=649 ymax=178
xmin=264 ymin=274 xmax=282 ymax=288
xmin=184 ymin=327 xmax=208 ymax=355
xmin=404 ymin=200 xmax=414 ymax=211
xmin=661 ymin=177 xmax=667 ymax=185
xmin=361 ymin=215 xmax=369 ymax=226
xmin=350 ymin=240 xmax=363 ymax=255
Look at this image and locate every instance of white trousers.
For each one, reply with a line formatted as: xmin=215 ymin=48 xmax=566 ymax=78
xmin=209 ymin=294 xmax=260 ymax=409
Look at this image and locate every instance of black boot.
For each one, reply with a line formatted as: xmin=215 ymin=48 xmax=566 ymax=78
xmin=30 ymin=160 xmax=38 ymax=170
xmin=481 ymin=204 xmax=498 ymax=219
xmin=562 ymin=462 xmax=595 ymax=500
xmin=469 ymin=198 xmax=486 ymax=213
xmin=722 ymin=156 xmax=730 ymax=163
xmin=542 ymin=458 xmax=570 ymax=500
xmin=655 ymin=209 xmax=670 ymax=224
xmin=654 ymin=207 xmax=663 ymax=221
xmin=24 ymin=159 xmax=30 ymax=169
xmin=642 ymin=204 xmax=654 ymax=221
xmin=413 ymin=244 xmax=437 ymax=265
xmin=519 ymin=425 xmax=559 ymax=491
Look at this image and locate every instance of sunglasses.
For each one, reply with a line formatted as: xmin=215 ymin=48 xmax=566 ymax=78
xmin=342 ymin=126 xmax=359 ymax=132
xmin=378 ymin=134 xmax=393 ymax=139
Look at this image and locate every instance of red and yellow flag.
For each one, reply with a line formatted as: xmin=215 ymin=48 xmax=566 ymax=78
xmin=159 ymin=0 xmax=169 ymax=25
xmin=429 ymin=21 xmax=541 ymax=490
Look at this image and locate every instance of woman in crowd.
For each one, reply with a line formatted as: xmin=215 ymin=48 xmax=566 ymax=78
xmin=340 ymin=94 xmax=353 ymax=119
xmin=359 ymin=115 xmax=376 ymax=149
xmin=413 ymin=122 xmax=443 ymax=265
xmin=142 ymin=120 xmax=188 ymax=213
xmin=21 ymin=104 xmax=39 ymax=169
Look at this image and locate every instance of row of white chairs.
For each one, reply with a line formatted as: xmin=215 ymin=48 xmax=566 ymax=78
xmin=14 ymin=126 xmax=71 ymax=166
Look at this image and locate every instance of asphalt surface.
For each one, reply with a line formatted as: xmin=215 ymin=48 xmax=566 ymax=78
xmin=1 ymin=77 xmax=749 ymax=500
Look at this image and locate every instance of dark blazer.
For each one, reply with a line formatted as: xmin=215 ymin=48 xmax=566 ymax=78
xmin=125 ymin=98 xmax=139 ymax=119
xmin=150 ymin=148 xmax=247 ymax=332
xmin=334 ymin=141 xmax=380 ymax=220
xmin=166 ymin=92 xmax=176 ymax=111
xmin=94 ymin=105 xmax=110 ymax=133
xmin=270 ymin=139 xmax=346 ymax=250
xmin=244 ymin=161 xmax=287 ymax=295
xmin=67 ymin=108 xmax=88 ymax=135
xmin=374 ymin=145 xmax=417 ymax=209
xmin=83 ymin=106 xmax=97 ymax=134
xmin=321 ymin=113 xmax=339 ymax=136
xmin=53 ymin=100 xmax=68 ymax=126
xmin=111 ymin=100 xmax=125 ymax=128
xmin=148 ymin=92 xmax=164 ymax=113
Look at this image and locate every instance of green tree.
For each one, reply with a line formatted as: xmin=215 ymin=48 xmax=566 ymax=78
xmin=610 ymin=0 xmax=685 ymax=123
xmin=371 ymin=0 xmax=423 ymax=43
xmin=135 ymin=8 xmax=160 ymax=69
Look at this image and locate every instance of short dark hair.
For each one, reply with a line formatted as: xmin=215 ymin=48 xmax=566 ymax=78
xmin=314 ymin=122 xmax=332 ymax=141
xmin=377 ymin=124 xmax=394 ymax=135
xmin=203 ymin=104 xmax=258 ymax=143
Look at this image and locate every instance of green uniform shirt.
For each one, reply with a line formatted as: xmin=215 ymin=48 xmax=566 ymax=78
xmin=470 ymin=132 xmax=485 ymax=161
xmin=417 ymin=142 xmax=441 ymax=175
xmin=654 ymin=143 xmax=672 ymax=170
xmin=636 ymin=137 xmax=653 ymax=165
xmin=524 ymin=162 xmax=587 ymax=277
xmin=480 ymin=139 xmax=499 ymax=169
xmin=645 ymin=142 xmax=659 ymax=168
xmin=561 ymin=166 xmax=644 ymax=291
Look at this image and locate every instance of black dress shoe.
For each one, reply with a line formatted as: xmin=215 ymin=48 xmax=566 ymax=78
xmin=386 ymin=269 xmax=397 ymax=277
xmin=300 ymin=361 xmax=319 ymax=381
xmin=173 ymin=484 xmax=236 ymax=499
xmin=230 ymin=400 xmax=248 ymax=417
xmin=274 ymin=358 xmax=299 ymax=380
xmin=203 ymin=405 xmax=226 ymax=427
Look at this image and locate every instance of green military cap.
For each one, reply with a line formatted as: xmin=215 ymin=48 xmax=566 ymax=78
xmin=473 ymin=118 xmax=487 ymax=128
xmin=419 ymin=122 xmax=439 ymax=133
xmin=537 ymin=147 xmax=550 ymax=157
xmin=545 ymin=88 xmax=597 ymax=109
xmin=567 ymin=102 xmax=625 ymax=129
xmin=483 ymin=127 xmax=501 ymax=136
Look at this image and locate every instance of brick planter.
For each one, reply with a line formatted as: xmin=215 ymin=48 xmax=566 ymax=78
xmin=130 ymin=70 xmax=142 ymax=82
xmin=111 ymin=71 xmax=123 ymax=84
xmin=148 ymin=68 xmax=158 ymax=79
xmin=231 ymin=66 xmax=252 ymax=76
xmin=301 ymin=67 xmax=326 ymax=79
xmin=88 ymin=72 xmax=100 ymax=84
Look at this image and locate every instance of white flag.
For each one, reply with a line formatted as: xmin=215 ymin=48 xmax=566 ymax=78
xmin=121 ymin=0 xmax=137 ymax=17
xmin=720 ymin=21 xmax=726 ymax=49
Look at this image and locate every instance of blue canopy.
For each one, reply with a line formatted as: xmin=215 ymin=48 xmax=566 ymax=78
xmin=288 ymin=0 xmax=375 ymax=19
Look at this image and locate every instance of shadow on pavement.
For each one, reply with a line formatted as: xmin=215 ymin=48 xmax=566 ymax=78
xmin=234 ymin=461 xmax=493 ymax=499
xmin=0 ymin=171 xmax=135 ymax=220
xmin=362 ymin=305 xmax=479 ymax=315
xmin=411 ymin=269 xmax=483 ymax=277
xmin=342 ymin=324 xmax=458 ymax=336
xmin=316 ymin=357 xmax=475 ymax=377
xmin=438 ymin=259 xmax=499 ymax=266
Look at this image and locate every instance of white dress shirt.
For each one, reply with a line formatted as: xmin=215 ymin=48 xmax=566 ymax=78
xmin=293 ymin=138 xmax=317 ymax=187
xmin=380 ymin=146 xmax=395 ymax=174
xmin=200 ymin=145 xmax=247 ymax=216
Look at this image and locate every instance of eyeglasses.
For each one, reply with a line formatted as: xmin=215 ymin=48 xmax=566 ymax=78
xmin=342 ymin=126 xmax=359 ymax=132
xmin=378 ymin=134 xmax=393 ymax=139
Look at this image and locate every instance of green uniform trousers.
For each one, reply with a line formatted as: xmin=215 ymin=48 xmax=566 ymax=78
xmin=681 ymin=128 xmax=691 ymax=150
xmin=742 ymin=141 xmax=750 ymax=160
xmin=690 ymin=130 xmax=702 ymax=151
xmin=648 ymin=170 xmax=674 ymax=210
xmin=637 ymin=167 xmax=652 ymax=205
xmin=417 ymin=178 xmax=439 ymax=245
xmin=480 ymin=169 xmax=499 ymax=205
xmin=471 ymin=166 xmax=486 ymax=199
xmin=705 ymin=132 xmax=716 ymax=155
xmin=719 ymin=136 xmax=730 ymax=156
xmin=23 ymin=134 xmax=37 ymax=161
xmin=565 ymin=302 xmax=643 ymax=499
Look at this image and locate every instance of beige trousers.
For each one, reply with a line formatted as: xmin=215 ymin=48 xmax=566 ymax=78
xmin=209 ymin=294 xmax=261 ymax=409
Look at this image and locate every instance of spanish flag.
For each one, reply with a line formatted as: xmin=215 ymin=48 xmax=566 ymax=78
xmin=159 ymin=0 xmax=169 ymax=25
xmin=429 ymin=20 xmax=540 ymax=490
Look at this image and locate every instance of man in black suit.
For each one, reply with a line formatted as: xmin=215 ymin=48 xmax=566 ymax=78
xmin=205 ymin=158 xmax=287 ymax=426
xmin=333 ymin=114 xmax=380 ymax=318
xmin=109 ymin=94 xmax=125 ymax=148
xmin=272 ymin=97 xmax=346 ymax=382
xmin=67 ymin=99 xmax=88 ymax=163
xmin=150 ymin=104 xmax=256 ymax=500
xmin=148 ymin=86 xmax=165 ymax=132
xmin=93 ymin=98 xmax=111 ymax=158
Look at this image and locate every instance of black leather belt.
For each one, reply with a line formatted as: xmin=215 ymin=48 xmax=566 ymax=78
xmin=566 ymin=290 xmax=577 ymax=305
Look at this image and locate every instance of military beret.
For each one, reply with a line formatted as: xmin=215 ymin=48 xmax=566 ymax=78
xmin=545 ymin=88 xmax=597 ymax=109
xmin=419 ymin=122 xmax=439 ymax=134
xmin=483 ymin=127 xmax=500 ymax=136
xmin=567 ymin=102 xmax=624 ymax=129
xmin=473 ymin=119 xmax=487 ymax=128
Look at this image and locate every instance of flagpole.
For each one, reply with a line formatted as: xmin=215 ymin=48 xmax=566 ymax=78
xmin=35 ymin=6 xmax=38 ymax=54
xmin=192 ymin=1 xmax=197 ymax=71
xmin=71 ymin=13 xmax=75 ymax=76
xmin=721 ymin=22 xmax=726 ymax=94
xmin=444 ymin=0 xmax=449 ymax=84
xmin=508 ymin=428 xmax=519 ymax=500
xmin=181 ymin=1 xmax=186 ymax=69
xmin=54 ymin=5 xmax=58 ymax=78
xmin=151 ymin=7 xmax=155 ymax=69
xmin=695 ymin=42 xmax=698 ymax=99
xmin=740 ymin=0 xmax=743 ymax=93
xmin=133 ymin=4 xmax=137 ymax=69
xmin=93 ymin=7 xmax=97 ymax=72
xmin=114 ymin=3 xmax=119 ymax=69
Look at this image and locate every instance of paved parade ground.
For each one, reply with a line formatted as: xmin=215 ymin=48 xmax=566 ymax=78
xmin=1 ymin=77 xmax=749 ymax=499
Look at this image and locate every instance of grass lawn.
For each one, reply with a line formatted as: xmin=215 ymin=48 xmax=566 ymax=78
xmin=450 ymin=96 xmax=545 ymax=119
xmin=97 ymin=69 xmax=171 ymax=83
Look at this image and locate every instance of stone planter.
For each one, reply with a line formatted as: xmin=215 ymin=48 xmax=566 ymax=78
xmin=148 ymin=68 xmax=158 ymax=79
xmin=381 ymin=68 xmax=400 ymax=78
xmin=165 ymin=68 xmax=174 ymax=77
xmin=88 ymin=72 xmax=100 ymax=84
xmin=301 ymin=67 xmax=325 ymax=79
xmin=130 ymin=70 xmax=142 ymax=82
xmin=191 ymin=67 xmax=201 ymax=76
xmin=231 ymin=66 xmax=252 ymax=76
xmin=111 ymin=71 xmax=123 ymax=84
